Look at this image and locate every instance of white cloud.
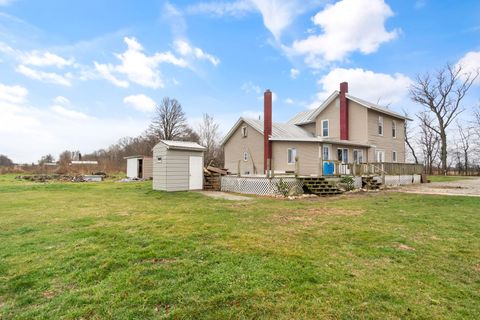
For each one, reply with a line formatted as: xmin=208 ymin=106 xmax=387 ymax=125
xmin=291 ymin=0 xmax=399 ymax=66
xmin=0 ymin=83 xmax=28 ymax=104
xmin=20 ymin=51 xmax=74 ymax=68
xmin=123 ymin=94 xmax=157 ymax=112
xmin=242 ymin=110 xmax=262 ymax=119
xmin=241 ymin=81 xmax=261 ymax=94
xmin=0 ymin=83 xmax=148 ymax=163
xmin=51 ymin=105 xmax=89 ymax=120
xmin=186 ymin=0 xmax=254 ymax=17
xmin=457 ymin=51 xmax=480 ymax=84
xmin=94 ymin=62 xmax=129 ymax=88
xmin=290 ymin=68 xmax=300 ymax=79
xmin=313 ymin=67 xmax=412 ymax=108
xmin=94 ymin=37 xmax=188 ymax=89
xmin=173 ymin=39 xmax=220 ymax=66
xmin=187 ymin=0 xmax=320 ymax=40
xmin=53 ymin=96 xmax=71 ymax=105
xmin=285 ymin=98 xmax=294 ymax=104
xmin=16 ymin=65 xmax=72 ymax=86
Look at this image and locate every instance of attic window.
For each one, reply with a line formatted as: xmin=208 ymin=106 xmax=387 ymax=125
xmin=243 ymin=151 xmax=248 ymax=161
xmin=392 ymin=120 xmax=397 ymax=138
xmin=378 ymin=116 xmax=384 ymax=136
xmin=322 ymin=120 xmax=329 ymax=137
xmin=241 ymin=126 xmax=248 ymax=138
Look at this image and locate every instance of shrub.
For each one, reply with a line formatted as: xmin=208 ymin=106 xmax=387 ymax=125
xmin=339 ymin=175 xmax=355 ymax=191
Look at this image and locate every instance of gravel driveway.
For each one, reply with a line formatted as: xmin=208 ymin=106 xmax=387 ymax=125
xmin=398 ymin=177 xmax=480 ymax=197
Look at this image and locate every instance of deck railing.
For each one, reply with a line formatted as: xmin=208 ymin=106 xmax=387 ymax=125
xmin=322 ymin=161 xmax=423 ymax=176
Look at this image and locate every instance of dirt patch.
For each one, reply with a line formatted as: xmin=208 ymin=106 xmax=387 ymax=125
xmin=155 ymin=303 xmax=172 ymax=314
xmin=272 ymin=207 xmax=364 ymax=224
xmin=473 ymin=264 xmax=480 ymax=272
xmin=399 ymin=177 xmax=480 ymax=197
xmin=137 ymin=258 xmax=176 ymax=265
xmin=397 ymin=244 xmax=416 ymax=251
xmin=197 ymin=191 xmax=252 ymax=201
xmin=42 ymin=291 xmax=56 ymax=299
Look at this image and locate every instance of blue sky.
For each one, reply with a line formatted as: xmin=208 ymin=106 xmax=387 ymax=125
xmin=0 ymin=0 xmax=479 ymax=163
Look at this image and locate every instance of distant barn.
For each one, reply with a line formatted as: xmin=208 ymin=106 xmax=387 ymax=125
xmin=124 ymin=156 xmax=153 ymax=179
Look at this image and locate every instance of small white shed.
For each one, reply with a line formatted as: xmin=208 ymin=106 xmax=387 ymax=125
xmin=152 ymin=140 xmax=206 ymax=192
xmin=124 ymin=155 xmax=153 ymax=179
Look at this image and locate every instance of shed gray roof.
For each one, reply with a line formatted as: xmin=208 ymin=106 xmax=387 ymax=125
xmin=158 ymin=140 xmax=206 ymax=151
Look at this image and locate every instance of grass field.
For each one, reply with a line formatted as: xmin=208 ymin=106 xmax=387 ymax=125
xmin=428 ymin=175 xmax=473 ymax=183
xmin=0 ymin=175 xmax=479 ymax=319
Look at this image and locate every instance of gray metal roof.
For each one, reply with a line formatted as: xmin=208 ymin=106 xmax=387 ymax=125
xmin=287 ymin=109 xmax=316 ymax=125
xmin=288 ymin=91 xmax=410 ymax=125
xmin=245 ymin=118 xmax=314 ymax=139
xmin=159 ymin=140 xmax=206 ymax=151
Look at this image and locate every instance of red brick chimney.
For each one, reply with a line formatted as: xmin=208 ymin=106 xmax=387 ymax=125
xmin=264 ymin=89 xmax=272 ymax=173
xmin=339 ymin=82 xmax=349 ymax=140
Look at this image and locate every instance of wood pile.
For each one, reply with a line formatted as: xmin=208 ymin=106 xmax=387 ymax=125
xmin=203 ymin=166 xmax=228 ymax=191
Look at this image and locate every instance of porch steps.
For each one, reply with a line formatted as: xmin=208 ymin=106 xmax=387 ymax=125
xmin=362 ymin=176 xmax=382 ymax=190
xmin=301 ymin=177 xmax=343 ymax=196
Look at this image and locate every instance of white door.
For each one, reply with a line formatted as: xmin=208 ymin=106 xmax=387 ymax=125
xmin=189 ymin=156 xmax=203 ymax=190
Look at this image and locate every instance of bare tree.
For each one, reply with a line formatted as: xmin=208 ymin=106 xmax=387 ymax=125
xmin=456 ymin=120 xmax=473 ymax=175
xmin=38 ymin=154 xmax=55 ymax=165
xmin=410 ymin=63 xmax=478 ymax=174
xmin=197 ymin=113 xmax=221 ymax=166
xmin=417 ymin=112 xmax=440 ymax=174
xmin=0 ymin=155 xmax=14 ymax=166
xmin=148 ymin=97 xmax=189 ymax=141
xmin=403 ymin=112 xmax=418 ymax=164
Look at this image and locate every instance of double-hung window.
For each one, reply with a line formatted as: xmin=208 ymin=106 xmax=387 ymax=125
xmin=321 ymin=120 xmax=329 ymax=137
xmin=378 ymin=116 xmax=384 ymax=135
xmin=392 ymin=120 xmax=397 ymax=138
xmin=392 ymin=151 xmax=397 ymax=162
xmin=353 ymin=150 xmax=363 ymax=164
xmin=287 ymin=148 xmax=297 ymax=164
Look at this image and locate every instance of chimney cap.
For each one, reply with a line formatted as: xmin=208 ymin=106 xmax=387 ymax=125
xmin=265 ymin=89 xmax=271 ymax=93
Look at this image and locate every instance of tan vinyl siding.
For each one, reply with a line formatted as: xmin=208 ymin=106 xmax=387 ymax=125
xmin=347 ymin=100 xmax=369 ymax=143
xmin=143 ymin=157 xmax=153 ymax=179
xmin=315 ymin=98 xmax=339 ymax=138
xmin=152 ymin=145 xmax=167 ymax=190
xmin=153 ymin=145 xmax=204 ymax=191
xmin=272 ymin=141 xmax=320 ymax=175
xmin=367 ymin=110 xmax=406 ymax=162
xmin=223 ymin=121 xmax=264 ymax=174
xmin=297 ymin=122 xmax=316 ymax=135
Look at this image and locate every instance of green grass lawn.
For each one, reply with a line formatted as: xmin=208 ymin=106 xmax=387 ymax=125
xmin=428 ymin=175 xmax=473 ymax=183
xmin=0 ymin=175 xmax=479 ymax=319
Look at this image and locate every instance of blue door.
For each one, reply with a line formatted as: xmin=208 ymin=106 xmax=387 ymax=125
xmin=323 ymin=161 xmax=334 ymax=175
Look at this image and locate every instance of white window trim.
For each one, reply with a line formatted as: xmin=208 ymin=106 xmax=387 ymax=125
xmin=321 ymin=119 xmax=329 ymax=137
xmin=392 ymin=150 xmax=397 ymax=162
xmin=375 ymin=150 xmax=385 ymax=163
xmin=241 ymin=126 xmax=248 ymax=138
xmin=337 ymin=148 xmax=349 ymax=164
xmin=378 ymin=116 xmax=384 ymax=136
xmin=287 ymin=148 xmax=297 ymax=165
xmin=392 ymin=120 xmax=397 ymax=139
xmin=322 ymin=144 xmax=331 ymax=161
xmin=353 ymin=149 xmax=364 ymax=164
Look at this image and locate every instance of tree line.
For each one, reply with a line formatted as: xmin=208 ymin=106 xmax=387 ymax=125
xmin=405 ymin=63 xmax=479 ymax=175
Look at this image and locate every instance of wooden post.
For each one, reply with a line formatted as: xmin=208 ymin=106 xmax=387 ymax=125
xmin=295 ymin=156 xmax=299 ymax=177
xmin=237 ymin=160 xmax=241 ymax=177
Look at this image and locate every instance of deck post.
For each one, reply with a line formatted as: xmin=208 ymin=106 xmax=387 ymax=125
xmin=295 ymin=156 xmax=299 ymax=177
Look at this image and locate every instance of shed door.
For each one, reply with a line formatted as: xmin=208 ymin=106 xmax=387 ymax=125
xmin=189 ymin=156 xmax=203 ymax=190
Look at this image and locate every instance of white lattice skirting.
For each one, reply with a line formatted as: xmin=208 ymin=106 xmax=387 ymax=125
xmin=221 ymin=176 xmax=303 ymax=196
